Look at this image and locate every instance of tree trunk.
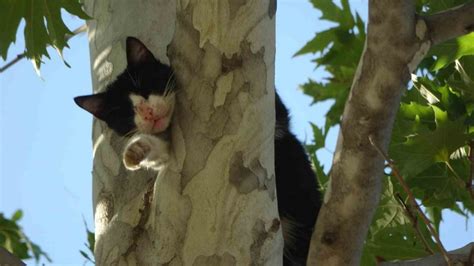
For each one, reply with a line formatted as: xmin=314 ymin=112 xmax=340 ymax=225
xmin=84 ymin=0 xmax=281 ymax=265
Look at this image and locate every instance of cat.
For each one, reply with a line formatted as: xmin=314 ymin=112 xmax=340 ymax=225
xmin=75 ymin=37 xmax=321 ymax=265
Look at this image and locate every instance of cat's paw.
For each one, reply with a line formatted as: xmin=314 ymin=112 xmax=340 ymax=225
xmin=122 ymin=134 xmax=170 ymax=171
xmin=123 ymin=138 xmax=151 ymax=171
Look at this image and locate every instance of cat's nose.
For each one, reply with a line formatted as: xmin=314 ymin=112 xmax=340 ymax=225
xmin=136 ymin=104 xmax=155 ymax=121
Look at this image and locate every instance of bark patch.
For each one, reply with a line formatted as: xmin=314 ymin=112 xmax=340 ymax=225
xmin=229 ymin=152 xmax=259 ymax=193
xmin=123 ymin=179 xmax=155 ymax=258
xmin=229 ymin=0 xmax=248 ymax=20
xmin=222 ymin=53 xmax=243 ymax=74
xmin=250 ymin=219 xmax=280 ymax=264
xmin=268 ymin=0 xmax=277 ymax=19
xmin=193 ymin=253 xmax=236 ymax=266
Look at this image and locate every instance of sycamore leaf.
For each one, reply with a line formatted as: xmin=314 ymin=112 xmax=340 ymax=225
xmin=429 ymin=33 xmax=474 ymax=71
xmin=391 ymin=107 xmax=468 ymax=177
xmin=309 ymin=123 xmax=326 ymax=151
xmin=310 ymin=0 xmax=354 ymax=28
xmin=0 ymin=0 xmax=90 ymax=72
xmin=408 ymin=159 xmax=473 ymax=212
xmin=294 ymin=28 xmax=336 ymax=56
xmin=0 ymin=0 xmax=25 ymax=59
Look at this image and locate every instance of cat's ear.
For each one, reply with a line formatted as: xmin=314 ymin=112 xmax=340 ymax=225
xmin=74 ymin=93 xmax=109 ymax=120
xmin=126 ymin=37 xmax=155 ymax=66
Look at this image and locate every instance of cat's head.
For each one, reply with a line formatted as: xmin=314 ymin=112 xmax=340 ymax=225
xmin=74 ymin=37 xmax=176 ymax=136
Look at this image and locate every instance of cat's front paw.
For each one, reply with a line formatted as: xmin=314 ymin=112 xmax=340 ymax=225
xmin=123 ymin=134 xmax=170 ymax=171
xmin=123 ymin=138 xmax=151 ymax=171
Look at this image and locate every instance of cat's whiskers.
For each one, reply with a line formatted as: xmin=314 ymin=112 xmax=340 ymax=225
xmin=163 ymin=71 xmax=176 ymax=97
xmin=126 ymin=69 xmax=139 ymax=88
xmin=117 ymin=128 xmax=140 ymax=145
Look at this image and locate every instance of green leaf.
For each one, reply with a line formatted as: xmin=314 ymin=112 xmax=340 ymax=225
xmin=408 ymin=159 xmax=472 ymax=212
xmin=310 ymin=0 xmax=354 ymax=28
xmin=429 ymin=33 xmax=474 ymax=71
xmin=364 ymin=178 xmax=437 ymax=263
xmin=425 ymin=207 xmax=442 ymax=232
xmin=80 ymin=250 xmax=94 ymax=263
xmin=309 ymin=123 xmax=326 ymax=151
xmin=391 ymin=107 xmax=469 ymax=177
xmin=294 ymin=28 xmax=335 ymax=56
xmin=0 ymin=211 xmax=51 ymax=262
xmin=0 ymin=0 xmax=90 ymax=72
xmin=43 ymin=0 xmax=73 ymax=53
xmin=11 ymin=210 xmax=23 ymax=222
xmin=0 ymin=0 xmax=26 ymax=59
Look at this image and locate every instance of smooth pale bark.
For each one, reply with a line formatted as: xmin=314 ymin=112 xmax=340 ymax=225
xmin=84 ymin=0 xmax=281 ymax=265
xmin=308 ymin=1 xmax=474 ymax=265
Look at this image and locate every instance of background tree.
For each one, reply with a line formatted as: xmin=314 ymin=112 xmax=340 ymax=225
xmin=1 ymin=0 xmax=473 ymax=265
xmin=299 ymin=0 xmax=474 ymax=265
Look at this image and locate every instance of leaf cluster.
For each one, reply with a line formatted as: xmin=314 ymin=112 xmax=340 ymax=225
xmin=79 ymin=218 xmax=95 ymax=264
xmin=299 ymin=0 xmax=473 ymax=264
xmin=0 ymin=210 xmax=51 ymax=263
xmin=0 ymin=0 xmax=90 ymax=73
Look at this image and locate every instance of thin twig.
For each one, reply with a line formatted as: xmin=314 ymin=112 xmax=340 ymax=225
xmin=0 ymin=24 xmax=87 ymax=74
xmin=369 ymin=135 xmax=453 ymax=266
xmin=394 ymin=193 xmax=436 ymax=255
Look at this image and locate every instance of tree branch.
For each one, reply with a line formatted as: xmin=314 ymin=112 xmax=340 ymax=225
xmin=424 ymin=1 xmax=474 ymax=46
xmin=0 ymin=24 xmax=87 ymax=74
xmin=0 ymin=247 xmax=26 ymax=266
xmin=307 ymin=1 xmax=423 ymax=264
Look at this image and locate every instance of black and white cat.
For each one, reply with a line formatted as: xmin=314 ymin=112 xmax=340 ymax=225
xmin=75 ymin=37 xmax=321 ymax=265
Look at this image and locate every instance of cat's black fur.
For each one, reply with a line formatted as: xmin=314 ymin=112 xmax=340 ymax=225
xmin=75 ymin=37 xmax=321 ymax=265
xmin=74 ymin=38 xmax=174 ymax=136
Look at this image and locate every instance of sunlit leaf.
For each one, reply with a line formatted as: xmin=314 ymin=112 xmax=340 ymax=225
xmin=429 ymin=33 xmax=474 ymax=71
xmin=0 ymin=0 xmax=90 ymax=72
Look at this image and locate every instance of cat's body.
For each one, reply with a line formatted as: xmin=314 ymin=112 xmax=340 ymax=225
xmin=75 ymin=37 xmax=321 ymax=265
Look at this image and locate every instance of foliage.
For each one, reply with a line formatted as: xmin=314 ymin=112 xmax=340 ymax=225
xmin=0 ymin=210 xmax=51 ymax=263
xmin=0 ymin=0 xmax=90 ymax=73
xmin=79 ymin=218 xmax=95 ymax=264
xmin=299 ymin=0 xmax=473 ymax=264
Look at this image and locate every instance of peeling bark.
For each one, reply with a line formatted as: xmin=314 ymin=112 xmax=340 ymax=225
xmin=308 ymin=1 xmax=474 ymax=265
xmin=84 ymin=0 xmax=280 ymax=265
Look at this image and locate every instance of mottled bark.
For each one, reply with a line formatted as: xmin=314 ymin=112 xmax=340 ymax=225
xmin=308 ymin=1 xmax=474 ymax=265
xmin=84 ymin=0 xmax=281 ymax=265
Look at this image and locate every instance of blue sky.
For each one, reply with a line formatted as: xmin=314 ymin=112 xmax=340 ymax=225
xmin=0 ymin=0 xmax=472 ymax=264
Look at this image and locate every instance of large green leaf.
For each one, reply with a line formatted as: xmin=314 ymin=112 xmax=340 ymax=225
xmin=391 ymin=107 xmax=469 ymax=177
xmin=429 ymin=33 xmax=474 ymax=71
xmin=408 ymin=159 xmax=473 ymax=212
xmin=0 ymin=0 xmax=25 ymax=59
xmin=0 ymin=0 xmax=90 ymax=72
